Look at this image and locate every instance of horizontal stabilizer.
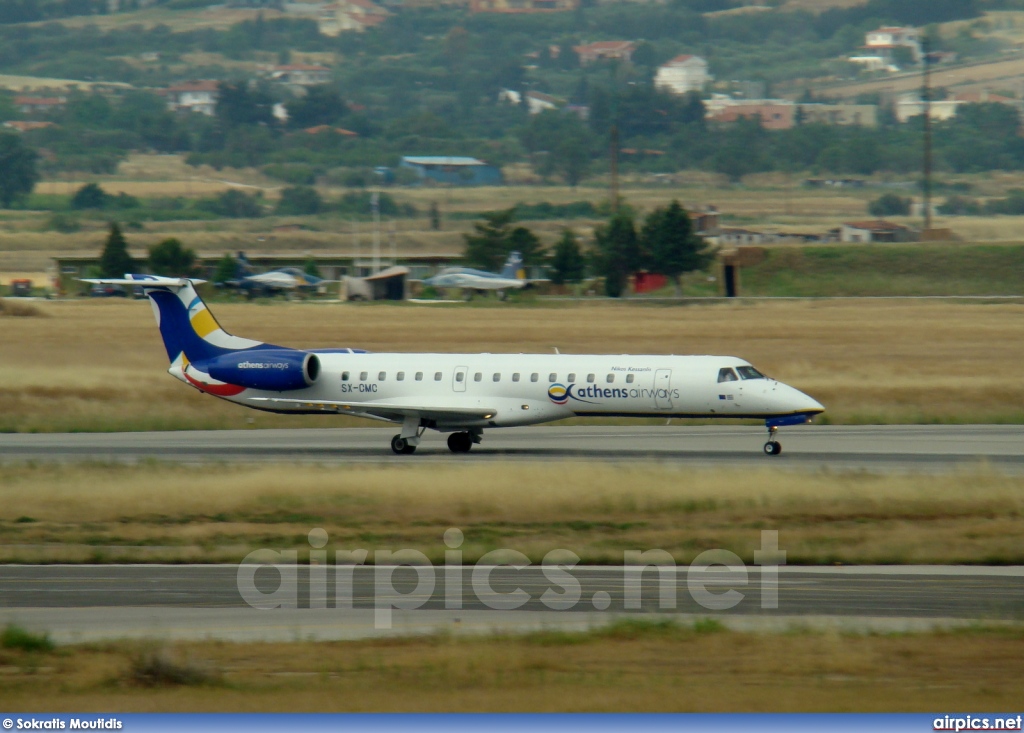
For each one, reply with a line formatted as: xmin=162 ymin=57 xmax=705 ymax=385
xmin=81 ymin=275 xmax=206 ymax=289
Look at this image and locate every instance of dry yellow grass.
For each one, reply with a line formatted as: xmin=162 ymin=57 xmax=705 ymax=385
xmin=818 ymin=54 xmax=1024 ymax=99
xmin=30 ymin=6 xmax=285 ymax=32
xmin=0 ymin=74 xmax=122 ymax=92
xmin=2 ymin=626 xmax=1023 ymax=711
xmin=0 ymin=299 xmax=1021 ymax=432
xmin=781 ymin=0 xmax=868 ymax=10
xmin=1 ymin=462 xmax=1021 ymax=564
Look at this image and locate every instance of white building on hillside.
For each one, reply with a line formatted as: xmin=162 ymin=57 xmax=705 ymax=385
xmin=865 ymin=26 xmax=922 ymax=62
xmin=162 ymin=81 xmax=219 ymax=116
xmin=895 ymin=94 xmax=962 ymax=123
xmin=654 ymin=55 xmax=710 ymax=96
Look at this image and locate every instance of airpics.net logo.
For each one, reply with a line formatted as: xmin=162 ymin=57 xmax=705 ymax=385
xmin=236 ymin=529 xmax=788 ymax=629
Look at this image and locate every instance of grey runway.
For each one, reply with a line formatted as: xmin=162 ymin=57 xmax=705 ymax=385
xmin=0 ymin=565 xmax=1022 ymax=643
xmin=1 ymin=424 xmax=1022 ymax=471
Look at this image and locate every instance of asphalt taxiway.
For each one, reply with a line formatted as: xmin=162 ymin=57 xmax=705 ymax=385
xmin=0 ymin=424 xmax=1022 ymax=471
xmin=0 ymin=565 xmax=1021 ymax=642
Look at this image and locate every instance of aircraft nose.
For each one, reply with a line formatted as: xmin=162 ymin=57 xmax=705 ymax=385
xmin=767 ymin=381 xmax=823 ymax=415
xmin=790 ymin=385 xmax=824 ymax=414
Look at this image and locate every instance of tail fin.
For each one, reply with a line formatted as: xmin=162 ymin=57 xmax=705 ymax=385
xmin=500 ymin=251 xmax=524 ymax=280
xmin=82 ymin=274 xmax=270 ymax=364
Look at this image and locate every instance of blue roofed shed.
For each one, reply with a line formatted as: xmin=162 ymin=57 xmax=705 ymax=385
xmin=399 ymin=156 xmax=503 ymax=186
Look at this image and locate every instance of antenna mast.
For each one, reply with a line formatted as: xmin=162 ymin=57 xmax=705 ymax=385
xmin=922 ymin=36 xmax=933 ymax=233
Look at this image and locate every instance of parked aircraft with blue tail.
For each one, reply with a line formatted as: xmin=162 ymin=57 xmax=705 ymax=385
xmin=83 ymin=274 xmax=824 ymax=455
xmin=421 ymin=251 xmax=529 ymax=300
xmin=217 ymin=252 xmax=329 ymax=297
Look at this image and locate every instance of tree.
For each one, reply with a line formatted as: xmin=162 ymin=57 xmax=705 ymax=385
xmin=286 ymin=85 xmax=347 ymax=129
xmin=275 ymin=186 xmax=322 ymax=216
xmin=594 ymin=212 xmax=640 ymax=298
xmin=640 ymin=200 xmax=712 ymax=295
xmin=99 ymin=222 xmax=134 ymax=278
xmin=0 ymin=133 xmax=39 ymax=208
xmin=429 ymin=201 xmax=441 ymax=231
xmin=508 ymin=225 xmax=543 ymax=267
xmin=148 ymin=238 xmax=196 ymax=277
xmin=216 ymin=81 xmax=275 ymax=128
xmin=463 ymin=208 xmax=517 ymax=271
xmin=549 ymin=228 xmax=586 ymax=286
xmin=552 ymin=134 xmax=591 ymax=188
xmin=303 ymin=257 xmax=321 ymax=278
xmin=869 ymin=193 xmax=911 ymax=216
xmin=201 ymin=189 xmax=264 ymax=218
xmin=213 ymin=253 xmax=239 ymax=285
xmin=71 ymin=182 xmax=109 ymax=210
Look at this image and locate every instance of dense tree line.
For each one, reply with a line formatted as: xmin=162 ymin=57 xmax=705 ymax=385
xmin=0 ymin=0 xmax=1009 ymax=189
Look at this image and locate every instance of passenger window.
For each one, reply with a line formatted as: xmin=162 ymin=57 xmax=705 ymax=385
xmin=718 ymin=368 xmax=739 ymax=383
xmin=626 ymin=374 xmax=634 ymax=384
xmin=493 ymin=373 xmax=501 ymax=382
xmin=415 ymin=372 xmax=423 ymax=381
xmin=456 ymin=372 xmax=464 ymax=383
xmin=549 ymin=373 xmax=557 ymax=382
xmin=737 ymin=366 xmax=766 ymax=380
xmin=360 ymin=371 xmax=368 ymax=381
xmin=512 ymin=373 xmax=520 ymax=382
xmin=397 ymin=372 xmax=405 ymax=381
xmin=587 ymin=374 xmax=595 ymax=383
xmin=606 ymin=374 xmax=615 ymax=383
xmin=379 ymin=371 xmax=386 ymax=381
xmin=531 ymin=373 xmax=539 ymax=382
xmin=435 ymin=372 xmax=442 ymax=381
xmin=341 ymin=371 xmax=350 ymax=381
xmin=474 ymin=372 xmax=482 ymax=382
xmin=568 ymin=373 xmax=576 ymax=382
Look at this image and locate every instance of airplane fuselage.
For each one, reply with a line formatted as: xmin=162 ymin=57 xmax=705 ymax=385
xmin=174 ymin=352 xmax=822 ymax=430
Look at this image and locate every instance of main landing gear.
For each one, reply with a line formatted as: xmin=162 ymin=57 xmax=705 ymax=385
xmin=447 ymin=430 xmax=481 ymax=453
xmin=391 ymin=415 xmax=426 ymax=455
xmin=763 ymin=425 xmax=782 ymax=456
xmin=391 ymin=434 xmax=416 ymax=455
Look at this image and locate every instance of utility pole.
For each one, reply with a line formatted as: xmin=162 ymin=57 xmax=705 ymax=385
xmin=922 ymin=36 xmax=933 ymax=233
xmin=371 ymin=190 xmax=380 ymax=275
xmin=609 ymin=123 xmax=620 ymax=213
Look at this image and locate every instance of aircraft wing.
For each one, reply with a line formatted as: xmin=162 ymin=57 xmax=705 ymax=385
xmin=424 ymin=274 xmax=526 ymax=290
xmin=248 ymin=397 xmax=498 ymax=422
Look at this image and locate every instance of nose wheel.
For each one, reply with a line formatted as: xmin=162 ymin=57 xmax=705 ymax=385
xmin=763 ymin=425 xmax=782 ymax=456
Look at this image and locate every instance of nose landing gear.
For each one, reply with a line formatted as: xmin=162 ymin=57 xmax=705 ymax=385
xmin=763 ymin=413 xmax=815 ymax=456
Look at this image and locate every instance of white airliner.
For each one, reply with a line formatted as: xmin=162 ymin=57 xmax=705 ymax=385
xmin=85 ymin=275 xmax=824 ymax=456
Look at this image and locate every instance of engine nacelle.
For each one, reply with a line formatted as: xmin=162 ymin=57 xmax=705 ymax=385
xmin=204 ymin=350 xmax=320 ymax=392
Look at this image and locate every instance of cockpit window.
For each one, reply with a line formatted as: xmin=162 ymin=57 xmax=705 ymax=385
xmin=717 ymin=368 xmax=738 ymax=383
xmin=737 ymin=366 xmax=766 ymax=380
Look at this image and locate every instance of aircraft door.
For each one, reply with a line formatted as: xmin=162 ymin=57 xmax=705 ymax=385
xmin=654 ymin=369 xmax=673 ymax=409
xmin=453 ymin=366 xmax=468 ymax=393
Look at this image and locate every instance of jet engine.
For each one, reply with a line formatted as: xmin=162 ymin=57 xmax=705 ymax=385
xmin=204 ymin=350 xmax=320 ymax=392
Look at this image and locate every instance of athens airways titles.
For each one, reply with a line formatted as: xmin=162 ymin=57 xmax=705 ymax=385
xmin=548 ymin=382 xmax=680 ymax=405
